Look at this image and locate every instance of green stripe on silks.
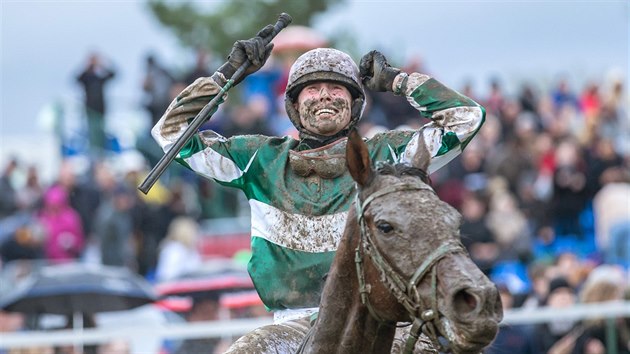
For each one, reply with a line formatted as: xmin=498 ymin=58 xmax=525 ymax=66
xmin=436 ymin=131 xmax=461 ymax=156
xmin=248 ymin=237 xmax=336 ymax=310
xmin=173 ymin=134 xmax=204 ymax=170
xmin=410 ymin=78 xmax=477 ymax=119
xmin=179 ymin=134 xmax=206 ymax=159
xmin=175 ymin=157 xmax=192 ymax=170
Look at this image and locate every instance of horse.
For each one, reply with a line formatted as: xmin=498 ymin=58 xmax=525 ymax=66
xmin=225 ymin=130 xmax=503 ymax=353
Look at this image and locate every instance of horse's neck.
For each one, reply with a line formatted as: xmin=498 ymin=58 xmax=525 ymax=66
xmin=306 ymin=218 xmax=396 ymax=354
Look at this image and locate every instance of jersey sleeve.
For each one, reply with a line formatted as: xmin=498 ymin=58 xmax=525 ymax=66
xmin=398 ymin=73 xmax=486 ymax=173
xmin=150 ymin=76 xmax=265 ymax=188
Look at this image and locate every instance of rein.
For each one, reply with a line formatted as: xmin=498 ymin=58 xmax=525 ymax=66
xmin=354 ymin=182 xmax=464 ymax=353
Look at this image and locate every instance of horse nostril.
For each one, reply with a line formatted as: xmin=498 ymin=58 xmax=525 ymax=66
xmin=453 ymin=289 xmax=479 ymax=315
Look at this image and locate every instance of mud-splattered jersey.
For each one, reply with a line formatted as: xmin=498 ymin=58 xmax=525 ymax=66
xmin=152 ymin=73 xmax=485 ymax=311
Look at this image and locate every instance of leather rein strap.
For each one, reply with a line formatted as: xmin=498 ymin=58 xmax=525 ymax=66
xmin=354 ymin=182 xmax=464 ymax=353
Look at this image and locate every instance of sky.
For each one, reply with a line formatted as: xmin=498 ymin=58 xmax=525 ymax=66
xmin=0 ymin=0 xmax=628 ymax=179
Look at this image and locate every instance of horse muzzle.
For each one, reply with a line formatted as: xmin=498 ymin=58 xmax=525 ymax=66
xmin=438 ymin=283 xmax=503 ymax=353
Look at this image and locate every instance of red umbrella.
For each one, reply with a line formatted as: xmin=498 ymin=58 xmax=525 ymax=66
xmin=220 ymin=290 xmax=263 ymax=309
xmin=155 ymin=276 xmax=253 ymax=297
xmin=271 ymin=26 xmax=328 ymax=52
xmin=154 ymin=260 xmax=253 ymax=298
xmin=153 ymin=297 xmax=192 ymax=313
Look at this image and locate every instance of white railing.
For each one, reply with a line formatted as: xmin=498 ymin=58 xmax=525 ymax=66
xmin=1 ymin=301 xmax=628 ymax=350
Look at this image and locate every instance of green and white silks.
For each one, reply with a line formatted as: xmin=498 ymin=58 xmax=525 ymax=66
xmin=152 ymin=73 xmax=485 ymax=312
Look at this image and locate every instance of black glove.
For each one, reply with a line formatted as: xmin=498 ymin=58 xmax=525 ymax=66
xmin=216 ymin=25 xmax=275 ymax=86
xmin=359 ymin=50 xmax=401 ymax=92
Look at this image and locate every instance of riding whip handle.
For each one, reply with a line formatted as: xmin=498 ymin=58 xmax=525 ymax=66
xmin=139 ymin=13 xmax=293 ymax=194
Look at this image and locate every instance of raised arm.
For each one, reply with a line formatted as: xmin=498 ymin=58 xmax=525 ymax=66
xmin=360 ymin=50 xmax=485 ymax=173
xmin=152 ymin=25 xmax=275 ymax=150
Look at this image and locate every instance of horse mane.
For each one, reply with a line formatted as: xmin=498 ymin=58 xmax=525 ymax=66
xmin=375 ymin=162 xmax=431 ymax=186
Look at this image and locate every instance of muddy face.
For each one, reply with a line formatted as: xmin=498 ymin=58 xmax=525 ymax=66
xmin=295 ymin=82 xmax=352 ymax=136
xmin=362 ymin=174 xmax=503 ymax=353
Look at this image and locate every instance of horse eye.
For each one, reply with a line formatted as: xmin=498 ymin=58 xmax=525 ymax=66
xmin=376 ymin=222 xmax=394 ymax=234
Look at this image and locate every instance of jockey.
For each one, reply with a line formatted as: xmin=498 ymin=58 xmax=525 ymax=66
xmin=152 ymin=28 xmax=485 ymax=350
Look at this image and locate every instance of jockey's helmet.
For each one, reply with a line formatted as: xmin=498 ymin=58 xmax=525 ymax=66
xmin=285 ymin=48 xmax=366 ymax=140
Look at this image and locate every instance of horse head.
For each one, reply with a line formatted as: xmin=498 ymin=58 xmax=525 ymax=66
xmin=346 ymin=129 xmax=503 ymax=353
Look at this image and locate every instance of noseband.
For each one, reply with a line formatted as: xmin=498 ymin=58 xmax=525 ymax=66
xmin=354 ymin=182 xmax=464 ymax=353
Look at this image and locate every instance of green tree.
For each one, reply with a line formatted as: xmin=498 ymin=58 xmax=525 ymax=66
xmin=146 ymin=0 xmax=344 ymax=57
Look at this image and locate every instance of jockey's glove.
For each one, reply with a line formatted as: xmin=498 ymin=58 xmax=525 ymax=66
xmin=359 ymin=50 xmax=402 ymax=93
xmin=214 ymin=25 xmax=274 ymax=87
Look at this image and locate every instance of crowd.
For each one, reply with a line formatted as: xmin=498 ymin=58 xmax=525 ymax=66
xmin=0 ymin=43 xmax=629 ymax=353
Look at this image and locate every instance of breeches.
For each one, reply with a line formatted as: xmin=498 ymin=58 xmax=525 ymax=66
xmin=223 ymin=316 xmax=438 ymax=354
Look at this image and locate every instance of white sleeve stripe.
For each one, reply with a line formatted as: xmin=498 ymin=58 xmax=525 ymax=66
xmin=250 ymin=200 xmax=347 ymax=252
xmin=184 ymin=148 xmax=258 ymax=183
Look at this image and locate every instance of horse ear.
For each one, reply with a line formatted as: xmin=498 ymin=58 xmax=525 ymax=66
xmin=410 ymin=133 xmax=431 ymax=173
xmin=346 ymin=129 xmax=373 ymax=187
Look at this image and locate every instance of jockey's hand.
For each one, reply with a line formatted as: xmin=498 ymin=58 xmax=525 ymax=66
xmin=359 ymin=50 xmax=401 ymax=92
xmin=216 ymin=25 xmax=275 ymax=86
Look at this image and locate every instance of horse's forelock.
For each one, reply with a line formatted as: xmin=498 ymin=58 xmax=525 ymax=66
xmin=375 ymin=162 xmax=431 ymax=186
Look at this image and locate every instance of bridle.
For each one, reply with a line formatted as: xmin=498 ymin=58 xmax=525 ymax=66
xmin=354 ymin=181 xmax=465 ymax=353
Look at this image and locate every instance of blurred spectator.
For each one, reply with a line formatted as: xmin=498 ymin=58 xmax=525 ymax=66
xmin=550 ymin=138 xmax=588 ymax=238
xmin=532 ymin=277 xmax=580 ymax=353
xmin=133 ymin=176 xmax=201 ymax=277
xmin=55 ymin=160 xmax=102 ymax=239
xmin=518 ymin=83 xmax=539 ymax=115
xmin=164 ymin=178 xmax=202 ymax=218
xmin=240 ymin=56 xmax=283 ymax=115
xmin=571 ymin=269 xmax=629 ymax=354
xmin=174 ymin=294 xmax=222 ymax=354
xmin=485 ymin=77 xmax=505 ymax=115
xmin=0 ymin=158 xmax=19 ymax=218
xmin=593 ymin=167 xmax=630 ymax=267
xmin=578 ymin=82 xmax=601 ymax=135
xmin=76 ymin=52 xmax=116 ymax=156
xmin=476 ymin=113 xmax=502 ymax=155
xmin=155 ymin=216 xmax=202 ymax=282
xmin=38 ymin=185 xmax=85 ymax=263
xmin=94 ymin=184 xmax=137 ymax=269
xmin=585 ymin=137 xmax=623 ymax=198
xmin=460 ymin=80 xmax=478 ymax=103
xmin=600 ymin=79 xmax=627 ymax=151
xmin=485 ymin=284 xmax=534 ymax=354
xmin=485 ymin=178 xmax=530 ymax=260
xmin=526 ymin=133 xmax=555 ymax=223
xmin=459 ymin=191 xmax=498 ymax=275
xmin=184 ymin=49 xmax=212 ymax=85
xmin=521 ymin=262 xmax=550 ymax=309
xmin=548 ymin=252 xmax=592 ymax=290
xmin=485 ymin=115 xmax=534 ymax=197
xmin=221 ymin=94 xmax=274 ymax=137
xmin=364 ymin=58 xmax=427 ymax=130
xmin=138 ymin=54 xmax=176 ymax=171
xmin=132 ymin=187 xmax=173 ymax=278
xmin=551 ymin=78 xmax=579 ymax=112
xmin=142 ymin=53 xmax=175 ymax=126
xmin=496 ymin=99 xmax=523 ymax=144
xmin=15 ymin=165 xmax=43 ymax=212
